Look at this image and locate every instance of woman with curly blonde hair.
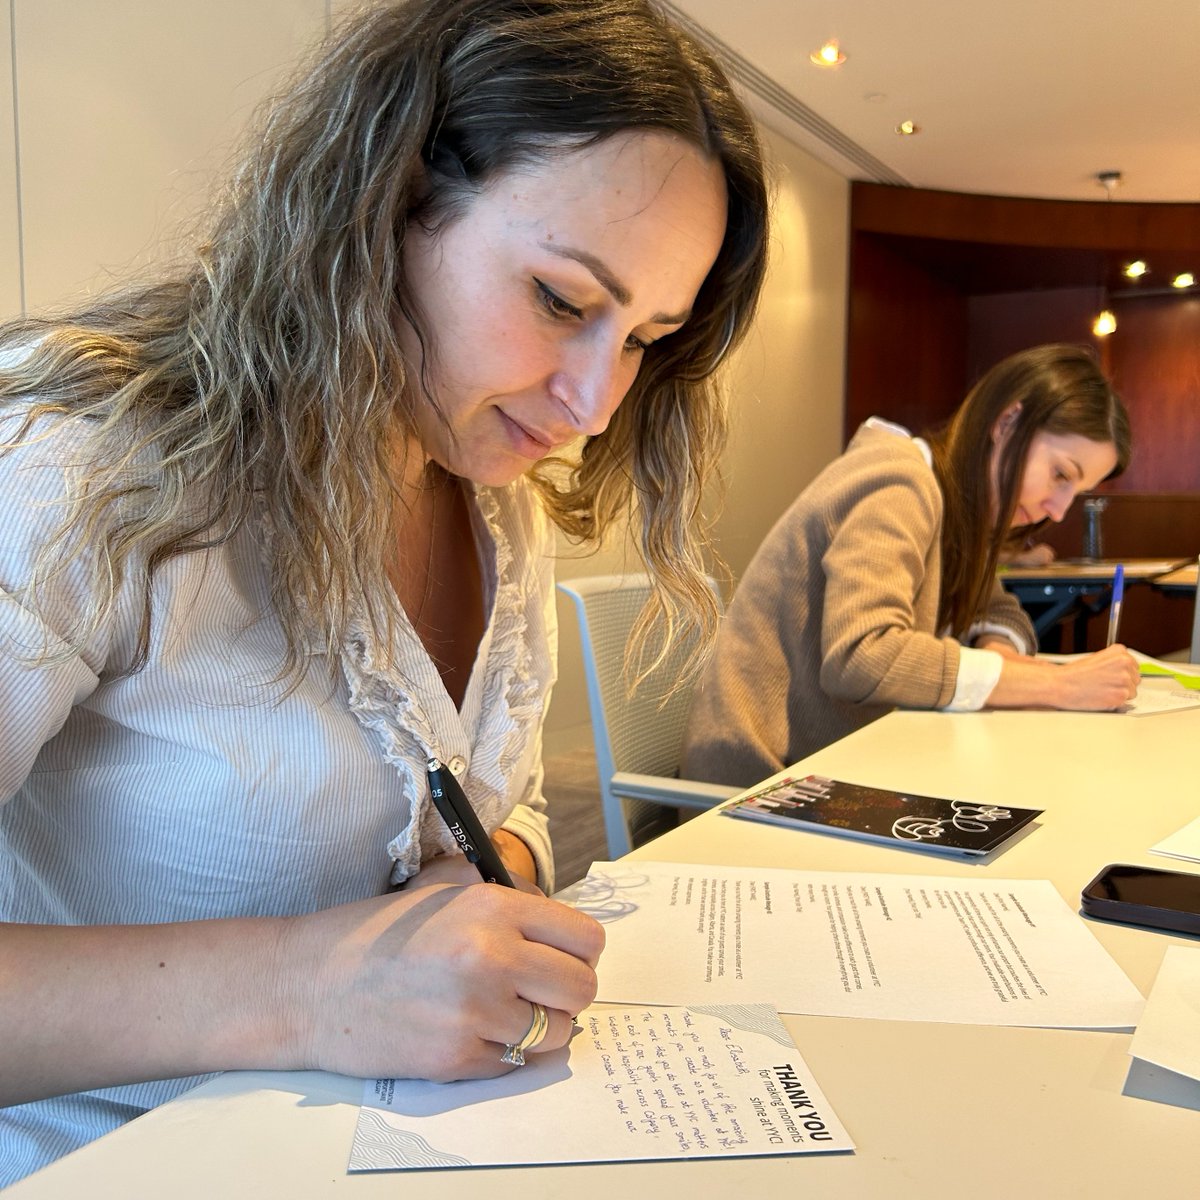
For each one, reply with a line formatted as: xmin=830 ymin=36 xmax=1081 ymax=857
xmin=0 ymin=0 xmax=768 ymax=1181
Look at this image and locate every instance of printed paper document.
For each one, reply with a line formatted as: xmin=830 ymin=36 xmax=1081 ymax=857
xmin=1151 ymin=816 xmax=1200 ymax=864
xmin=1130 ymin=946 xmax=1200 ymax=1084
xmin=567 ymin=862 xmax=1143 ymax=1029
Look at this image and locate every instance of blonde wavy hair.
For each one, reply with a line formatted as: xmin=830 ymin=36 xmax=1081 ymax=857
xmin=0 ymin=0 xmax=768 ymax=681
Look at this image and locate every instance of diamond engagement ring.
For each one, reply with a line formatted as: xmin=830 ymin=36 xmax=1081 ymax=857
xmin=500 ymin=1001 xmax=549 ymax=1066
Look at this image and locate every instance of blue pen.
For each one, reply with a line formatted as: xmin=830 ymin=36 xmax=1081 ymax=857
xmin=1106 ymin=564 xmax=1125 ymax=647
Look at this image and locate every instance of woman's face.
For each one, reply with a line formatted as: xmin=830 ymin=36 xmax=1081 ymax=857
xmin=991 ymin=405 xmax=1119 ymax=527
xmin=399 ymin=129 xmax=728 ymax=487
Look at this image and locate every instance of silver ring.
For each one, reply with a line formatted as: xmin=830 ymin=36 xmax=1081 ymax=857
xmin=500 ymin=1001 xmax=549 ymax=1066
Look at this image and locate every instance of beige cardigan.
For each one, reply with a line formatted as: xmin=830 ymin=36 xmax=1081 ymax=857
xmin=682 ymin=423 xmax=1035 ymax=787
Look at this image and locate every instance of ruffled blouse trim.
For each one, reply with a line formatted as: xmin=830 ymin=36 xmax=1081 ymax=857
xmin=337 ymin=481 xmax=545 ymax=883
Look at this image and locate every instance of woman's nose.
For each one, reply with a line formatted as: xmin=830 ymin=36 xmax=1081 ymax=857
xmin=1044 ymin=492 xmax=1071 ymax=523
xmin=548 ymin=340 xmax=634 ymax=437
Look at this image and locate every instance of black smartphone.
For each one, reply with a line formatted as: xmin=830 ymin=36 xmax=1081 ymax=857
xmin=1080 ymin=863 xmax=1200 ymax=936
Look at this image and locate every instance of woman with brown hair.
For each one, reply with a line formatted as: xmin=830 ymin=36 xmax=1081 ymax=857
xmin=683 ymin=344 xmax=1138 ymax=788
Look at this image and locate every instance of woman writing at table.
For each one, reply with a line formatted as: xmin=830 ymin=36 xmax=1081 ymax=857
xmin=683 ymin=344 xmax=1137 ymax=788
xmin=0 ymin=0 xmax=768 ymax=1182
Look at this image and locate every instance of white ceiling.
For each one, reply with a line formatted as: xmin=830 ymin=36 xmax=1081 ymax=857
xmin=669 ymin=0 xmax=1200 ymax=204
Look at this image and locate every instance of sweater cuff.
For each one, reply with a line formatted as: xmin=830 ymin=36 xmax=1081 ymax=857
xmin=966 ymin=618 xmax=1031 ymax=657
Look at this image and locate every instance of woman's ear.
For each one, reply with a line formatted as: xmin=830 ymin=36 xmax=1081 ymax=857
xmin=991 ymin=401 xmax=1022 ymax=444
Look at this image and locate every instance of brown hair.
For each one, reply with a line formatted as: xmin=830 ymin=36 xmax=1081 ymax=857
xmin=927 ymin=344 xmax=1130 ymax=635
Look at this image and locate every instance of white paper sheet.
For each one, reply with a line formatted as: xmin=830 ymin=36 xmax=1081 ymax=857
xmin=1129 ymin=946 xmax=1200 ymax=1083
xmin=566 ymin=862 xmax=1143 ymax=1029
xmin=348 ymin=1003 xmax=853 ymax=1171
xmin=1128 ymin=653 xmax=1200 ymax=715
xmin=1125 ymin=684 xmax=1200 ymax=717
xmin=1037 ymin=653 xmax=1200 ymax=716
xmin=1151 ymin=816 xmax=1200 ymax=863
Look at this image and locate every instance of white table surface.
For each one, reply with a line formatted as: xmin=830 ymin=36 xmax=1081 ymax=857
xmin=9 ymin=700 xmax=1200 ymax=1198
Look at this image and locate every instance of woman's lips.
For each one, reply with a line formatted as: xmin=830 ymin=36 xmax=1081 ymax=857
xmin=498 ymin=409 xmax=561 ymax=459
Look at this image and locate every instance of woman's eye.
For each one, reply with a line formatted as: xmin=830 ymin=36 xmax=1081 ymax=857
xmin=534 ymin=279 xmax=583 ymax=321
xmin=534 ymin=277 xmax=654 ymax=354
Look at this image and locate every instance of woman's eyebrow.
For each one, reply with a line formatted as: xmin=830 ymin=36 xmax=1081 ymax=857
xmin=539 ymin=242 xmax=691 ymax=325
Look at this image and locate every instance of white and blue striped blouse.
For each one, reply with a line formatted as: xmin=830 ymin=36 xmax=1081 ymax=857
xmin=0 ymin=410 xmax=557 ymax=1184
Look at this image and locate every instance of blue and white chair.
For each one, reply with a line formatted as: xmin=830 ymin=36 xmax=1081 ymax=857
xmin=557 ymin=574 xmax=740 ymax=859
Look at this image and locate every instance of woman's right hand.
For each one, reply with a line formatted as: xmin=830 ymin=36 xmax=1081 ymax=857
xmin=1050 ymin=643 xmax=1140 ymax=710
xmin=989 ymin=642 xmax=1139 ymax=712
xmin=279 ymin=880 xmax=604 ymax=1082
xmin=0 ymin=881 xmax=602 ymax=1108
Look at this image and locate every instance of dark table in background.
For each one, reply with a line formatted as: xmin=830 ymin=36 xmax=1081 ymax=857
xmin=999 ymin=558 xmax=1191 ymax=651
xmin=1150 ymin=563 xmax=1199 ymax=595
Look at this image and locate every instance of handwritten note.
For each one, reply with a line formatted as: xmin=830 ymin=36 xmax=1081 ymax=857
xmin=1125 ymin=685 xmax=1200 ymax=716
xmin=348 ymin=1004 xmax=853 ymax=1170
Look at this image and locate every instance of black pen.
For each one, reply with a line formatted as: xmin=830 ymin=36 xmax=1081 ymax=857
xmin=426 ymin=757 xmax=516 ymax=887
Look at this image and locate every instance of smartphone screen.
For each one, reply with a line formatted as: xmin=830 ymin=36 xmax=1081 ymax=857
xmin=1081 ymin=863 xmax=1200 ymax=935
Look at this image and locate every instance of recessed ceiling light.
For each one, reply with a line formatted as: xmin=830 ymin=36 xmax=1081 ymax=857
xmin=1172 ymin=272 xmax=1195 ymax=288
xmin=1092 ymin=310 xmax=1117 ymax=337
xmin=1123 ymin=260 xmax=1148 ymax=279
xmin=896 ymin=120 xmax=920 ymax=136
xmin=810 ymin=40 xmax=846 ymax=67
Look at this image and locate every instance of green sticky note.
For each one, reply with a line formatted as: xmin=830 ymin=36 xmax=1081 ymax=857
xmin=1139 ymin=663 xmax=1200 ymax=690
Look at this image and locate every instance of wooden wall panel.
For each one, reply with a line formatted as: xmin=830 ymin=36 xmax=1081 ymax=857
xmin=1105 ymin=296 xmax=1200 ymax=493
xmin=966 ymin=289 xmax=1101 ymax=382
xmin=853 ymin=183 xmax=1200 ymax=258
xmin=847 ymin=182 xmax=1200 ymax=509
xmin=845 ymin=232 xmax=967 ymax=440
xmin=1042 ymin=494 xmax=1200 ymax=562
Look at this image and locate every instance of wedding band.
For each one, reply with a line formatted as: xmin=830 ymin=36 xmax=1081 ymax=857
xmin=500 ymin=1001 xmax=549 ymax=1066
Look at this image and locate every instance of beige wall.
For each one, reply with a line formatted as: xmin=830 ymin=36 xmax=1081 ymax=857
xmin=714 ymin=128 xmax=848 ymax=579
xmin=0 ymin=2 xmax=20 ymax=317
xmin=0 ymin=3 xmax=849 ymax=756
xmin=8 ymin=0 xmax=329 ymax=314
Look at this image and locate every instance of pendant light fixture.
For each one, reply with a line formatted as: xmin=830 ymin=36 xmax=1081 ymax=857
xmin=1092 ymin=171 xmax=1120 ymax=337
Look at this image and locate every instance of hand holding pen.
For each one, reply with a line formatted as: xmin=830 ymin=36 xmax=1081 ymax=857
xmin=288 ymin=834 xmax=602 ymax=1082
xmin=419 ymin=757 xmax=601 ymax=1071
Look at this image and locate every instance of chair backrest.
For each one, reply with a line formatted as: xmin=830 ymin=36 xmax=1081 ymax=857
xmin=557 ymin=573 xmax=720 ymax=856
